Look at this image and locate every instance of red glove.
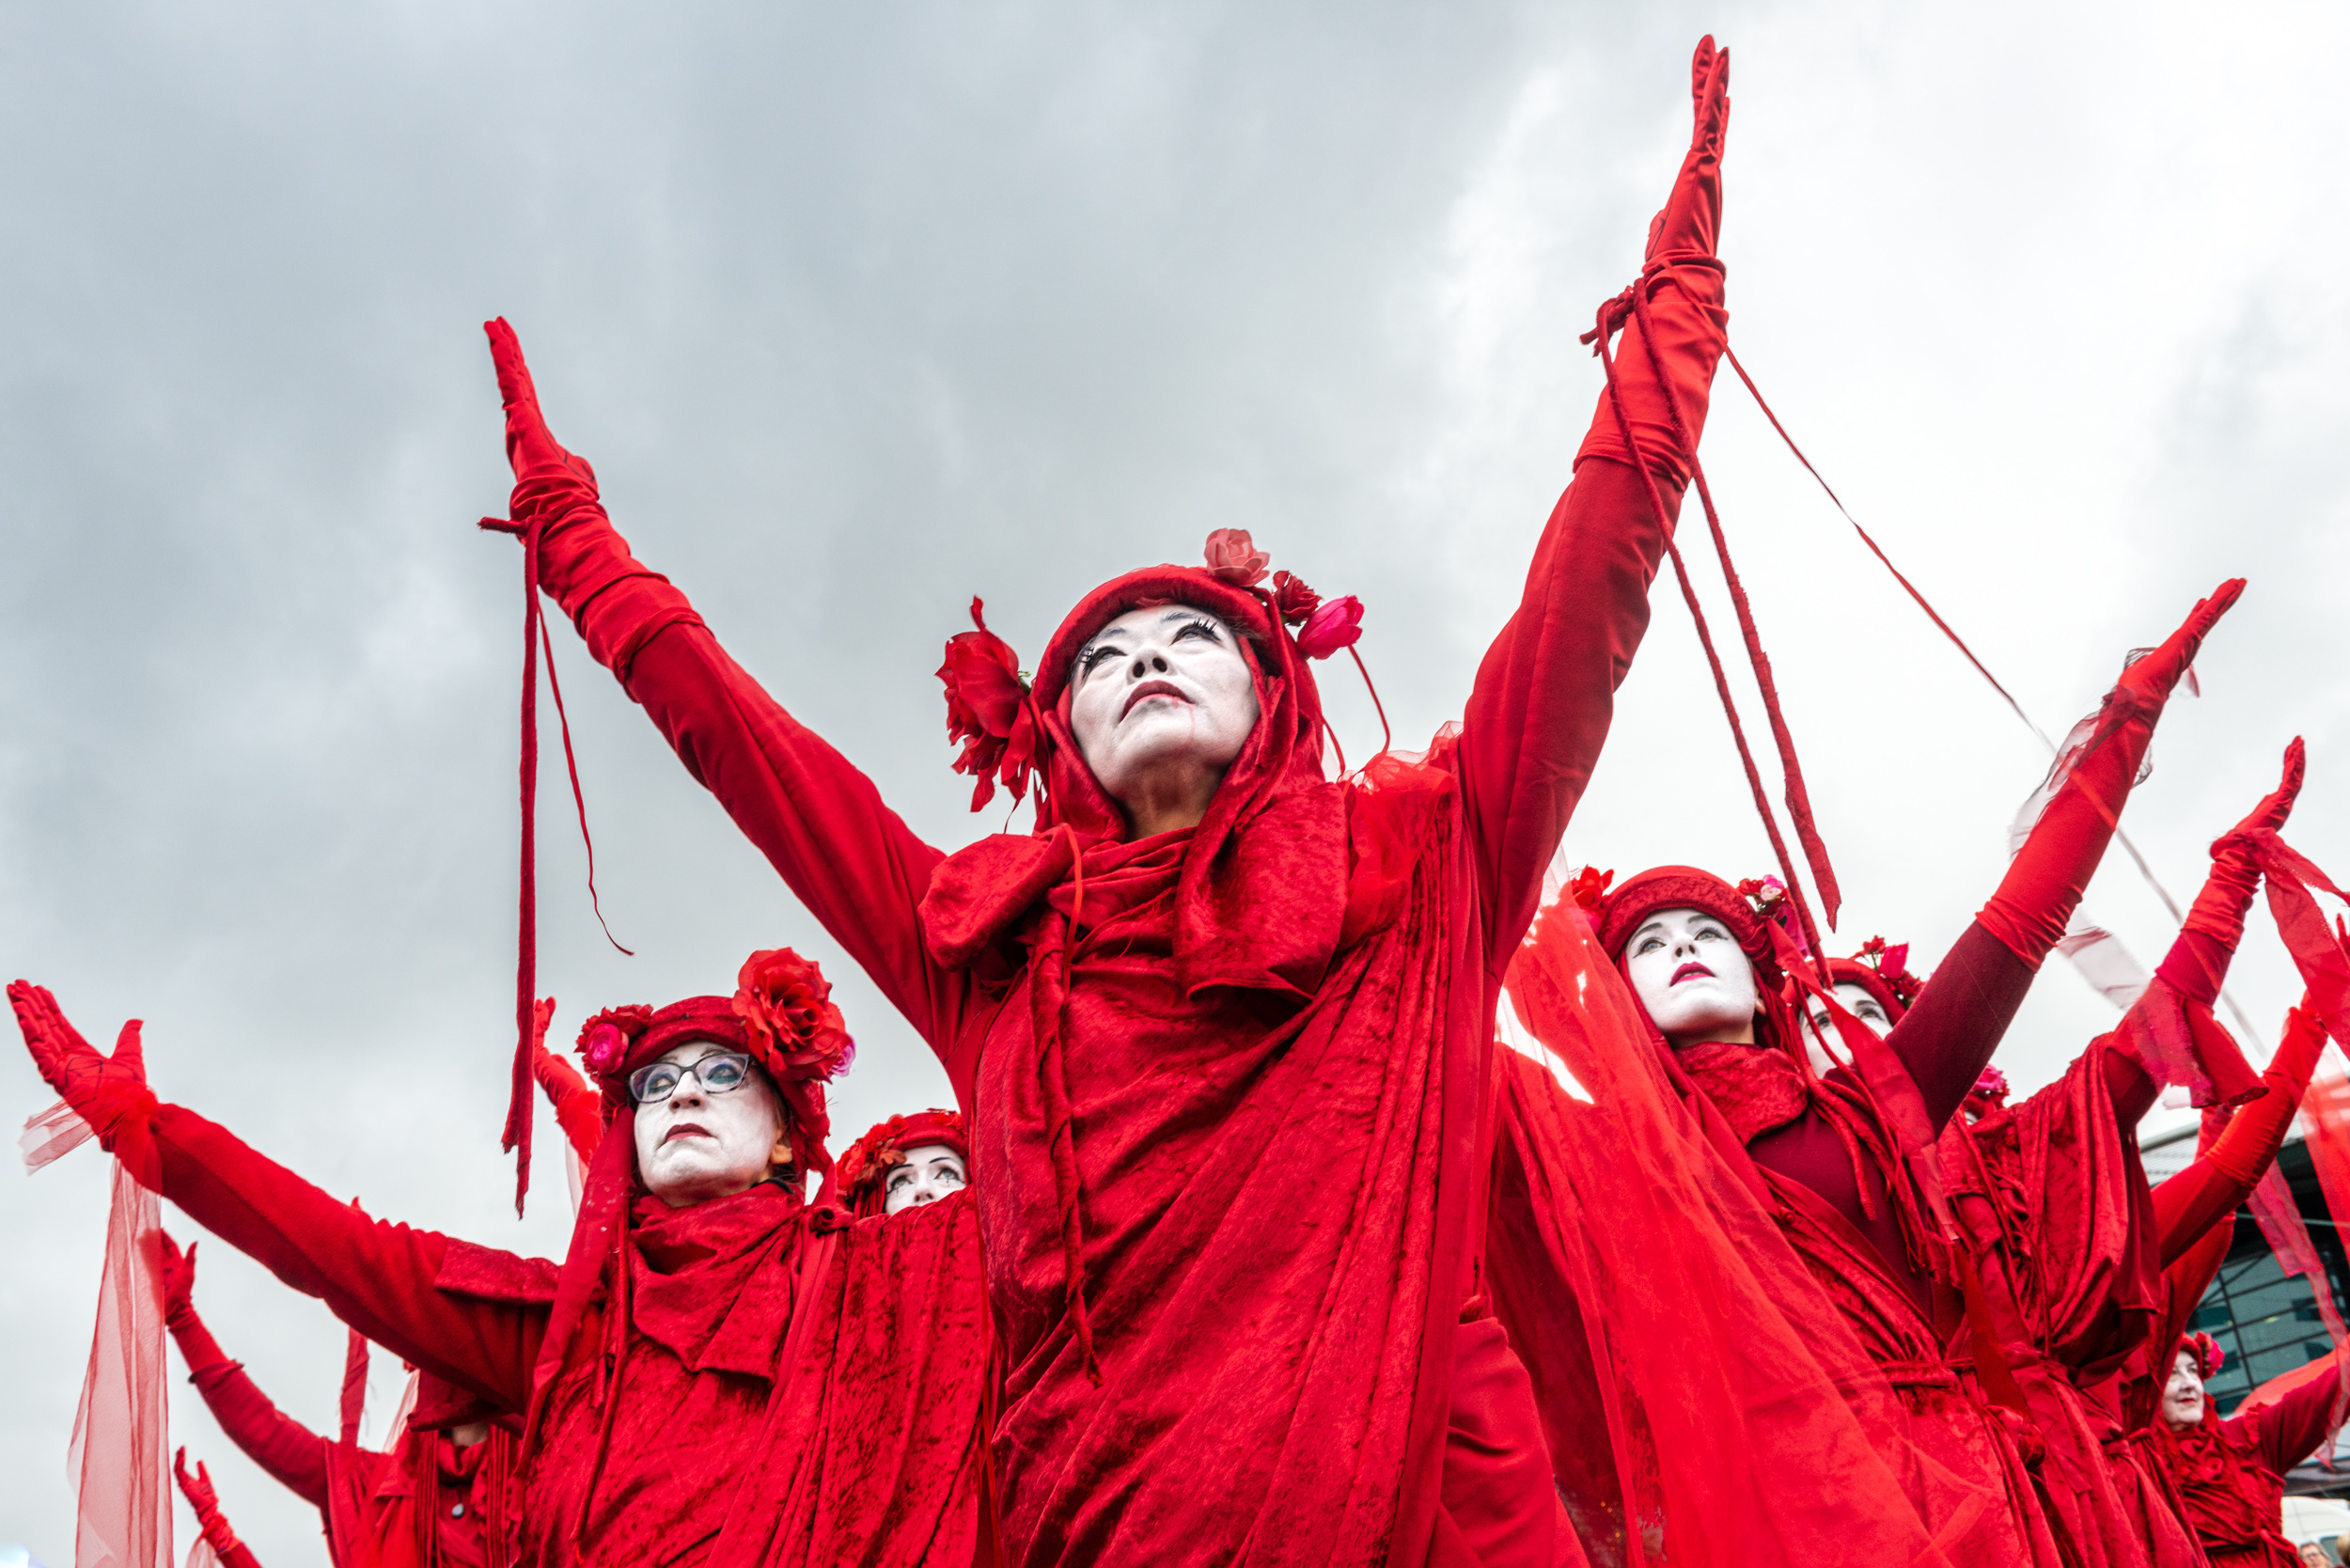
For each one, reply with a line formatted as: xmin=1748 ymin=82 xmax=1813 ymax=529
xmin=2156 ymin=739 xmax=2304 ymax=1003
xmin=8 ymin=981 xmax=157 ymax=1154
xmin=531 ymin=1035 xmax=606 ymax=1166
xmin=159 ymin=1231 xmax=197 ymax=1330
xmin=174 ymin=1449 xmax=243 ymax=1557
xmin=1574 ymin=37 xmax=1731 ymax=489
xmin=485 ymin=317 xmax=596 ymax=494
xmin=2211 ymin=1002 xmax=2328 ymax=1184
xmin=1979 ymin=581 xmax=2245 ymax=967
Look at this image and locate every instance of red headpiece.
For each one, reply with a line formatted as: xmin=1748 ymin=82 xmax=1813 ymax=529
xmin=572 ymin=946 xmax=854 ymax=1185
xmin=934 ymin=529 xmax=1365 ymax=823
xmin=2183 ymin=1330 xmax=2225 ymax=1379
xmin=837 ymin=1108 xmax=970 ymax=1218
xmin=1825 ymin=935 xmax=1923 ymax=1024
xmin=1593 ymin=865 xmax=1784 ymax=988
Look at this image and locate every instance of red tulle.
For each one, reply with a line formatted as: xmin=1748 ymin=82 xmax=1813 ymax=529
xmin=70 ymin=1158 xmax=173 ymax=1568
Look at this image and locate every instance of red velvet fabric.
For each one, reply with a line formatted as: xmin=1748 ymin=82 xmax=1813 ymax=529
xmin=2154 ymin=1373 xmax=2341 ymax=1568
xmin=483 ymin=91 xmax=1712 ymax=1557
xmin=1494 ymin=896 xmax=2010 ymax=1568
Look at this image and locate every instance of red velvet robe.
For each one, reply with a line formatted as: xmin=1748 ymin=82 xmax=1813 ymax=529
xmin=522 ymin=420 xmax=1686 ymax=1565
xmin=2154 ymin=1373 xmax=2339 ymax=1568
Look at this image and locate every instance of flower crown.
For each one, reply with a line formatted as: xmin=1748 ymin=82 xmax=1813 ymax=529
xmin=934 ymin=529 xmax=1364 ymax=811
xmin=1736 ymin=875 xmax=1810 ymax=956
xmin=571 ymin=948 xmax=855 ymax=1096
xmin=1856 ymin=935 xmax=1924 ymax=1007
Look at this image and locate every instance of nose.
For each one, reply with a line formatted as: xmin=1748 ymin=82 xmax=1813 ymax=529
xmin=669 ymin=1074 xmax=708 ymax=1109
xmin=1128 ymin=650 xmax=1170 ymax=679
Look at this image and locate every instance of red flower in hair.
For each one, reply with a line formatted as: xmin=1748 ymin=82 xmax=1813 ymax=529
xmin=1204 ymin=528 xmax=1270 ymax=588
xmin=577 ymin=1006 xmax=654 ymax=1077
xmin=1271 ymin=571 xmax=1322 ymax=626
xmin=937 ymin=597 xmax=1038 ymax=811
xmin=1858 ymin=935 xmax=1923 ymax=1006
xmin=1296 ymin=596 xmax=1364 ymax=660
xmin=1567 ymin=866 xmax=1614 ymax=911
xmin=733 ymin=948 xmax=855 ymax=1081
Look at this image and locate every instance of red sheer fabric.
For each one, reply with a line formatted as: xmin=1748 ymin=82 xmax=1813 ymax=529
xmin=1493 ymin=897 xmax=1993 ymax=1568
xmin=72 ymin=1156 xmax=174 ymax=1568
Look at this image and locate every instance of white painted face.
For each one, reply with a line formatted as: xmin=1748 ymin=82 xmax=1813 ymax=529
xmin=1068 ymin=604 xmax=1261 ymax=831
xmin=631 ymin=1041 xmax=792 ymax=1209
xmin=1625 ymin=906 xmax=1761 ymax=1049
xmin=882 ymin=1143 xmax=969 ymax=1215
xmin=1802 ymin=980 xmax=1895 ymax=1074
xmin=2162 ymin=1348 xmax=2207 ymax=1430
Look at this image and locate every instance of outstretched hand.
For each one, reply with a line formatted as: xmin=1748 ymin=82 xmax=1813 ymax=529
xmin=159 ymin=1231 xmax=197 ymax=1321
xmin=1646 ymin=36 xmax=1731 ymax=266
xmin=2221 ymin=737 xmax=2305 ymax=851
xmin=2119 ymin=579 xmax=2245 ymax=708
xmin=174 ymin=1448 xmax=219 ymax=1516
xmin=483 ymin=318 xmax=595 ymax=490
xmin=8 ymin=981 xmax=154 ymax=1135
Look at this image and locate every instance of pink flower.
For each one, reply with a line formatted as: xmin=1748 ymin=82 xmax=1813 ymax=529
xmin=575 ymin=1005 xmax=654 ymax=1079
xmin=1203 ymin=529 xmax=1270 ymax=588
xmin=1295 ymin=595 xmax=1363 ymax=660
xmin=936 ymin=598 xmax=1037 ymax=810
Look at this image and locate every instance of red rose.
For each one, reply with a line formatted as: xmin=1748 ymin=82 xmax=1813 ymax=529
xmin=733 ymin=948 xmax=855 ymax=1081
xmin=1271 ymin=570 xmax=1322 ymax=626
xmin=1203 ymin=528 xmax=1270 ymax=588
xmin=936 ymin=598 xmax=1037 ymax=810
xmin=576 ymin=1005 xmax=654 ymax=1080
xmin=1567 ymin=866 xmax=1615 ymax=911
xmin=1295 ymin=595 xmax=1363 ymax=660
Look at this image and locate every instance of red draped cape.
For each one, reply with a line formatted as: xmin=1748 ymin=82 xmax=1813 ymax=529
xmin=2154 ymin=1373 xmax=2339 ymax=1568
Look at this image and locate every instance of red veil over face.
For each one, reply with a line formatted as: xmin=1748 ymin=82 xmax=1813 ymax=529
xmin=1489 ymin=891 xmax=1996 ymax=1568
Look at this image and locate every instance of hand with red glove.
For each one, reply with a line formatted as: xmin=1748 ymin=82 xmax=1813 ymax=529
xmin=2154 ymin=998 xmax=2329 ymax=1263
xmin=530 ymin=1016 xmax=606 ymax=1166
xmin=175 ymin=1449 xmax=260 ymax=1567
xmin=8 ymin=981 xmax=158 ymax=1155
xmin=1979 ymin=581 xmax=2246 ymax=967
xmin=484 ymin=317 xmax=596 ymax=494
xmin=1575 ymin=37 xmax=1733 ymax=489
xmin=2157 ymin=738 xmax=2304 ymax=1004
xmin=160 ymin=1231 xmax=199 ymax=1330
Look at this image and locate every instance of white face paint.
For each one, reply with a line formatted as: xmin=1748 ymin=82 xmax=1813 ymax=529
xmin=631 ymin=1041 xmax=792 ymax=1209
xmin=1802 ymin=980 xmax=1894 ymax=1075
xmin=882 ymin=1143 xmax=969 ymax=1215
xmin=1069 ymin=604 xmax=1261 ymax=837
xmin=1625 ymin=906 xmax=1761 ymax=1049
xmin=2162 ymin=1348 xmax=2207 ymax=1430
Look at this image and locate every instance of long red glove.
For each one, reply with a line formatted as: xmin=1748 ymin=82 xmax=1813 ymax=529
xmin=157 ymin=1232 xmax=334 ymax=1508
xmin=531 ymin=1038 xmax=605 ymax=1165
xmin=2153 ymin=1000 xmax=2328 ymax=1267
xmin=160 ymin=1233 xmax=231 ymax=1372
xmin=9 ymin=980 xmax=157 ymax=1156
xmin=1574 ymin=38 xmax=1731 ymax=490
xmin=175 ymin=1449 xmax=265 ymax=1568
xmin=2156 ymin=739 xmax=2305 ymax=1005
xmin=1977 ymin=580 xmax=2246 ymax=968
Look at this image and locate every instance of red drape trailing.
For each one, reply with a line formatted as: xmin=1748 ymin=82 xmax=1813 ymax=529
xmin=23 ymin=1099 xmax=173 ymax=1568
xmin=1491 ymin=896 xmax=1983 ymax=1568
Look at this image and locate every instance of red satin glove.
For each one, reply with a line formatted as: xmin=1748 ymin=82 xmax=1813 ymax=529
xmin=8 ymin=981 xmax=158 ymax=1153
xmin=2210 ymin=1002 xmax=2329 ymax=1184
xmin=485 ymin=317 xmax=596 ymax=494
xmin=2157 ymin=738 xmax=2304 ymax=1003
xmin=1979 ymin=581 xmax=2245 ymax=967
xmin=531 ymin=1036 xmax=606 ymax=1165
xmin=175 ymin=1448 xmax=243 ymax=1557
xmin=1574 ymin=37 xmax=1731 ymax=489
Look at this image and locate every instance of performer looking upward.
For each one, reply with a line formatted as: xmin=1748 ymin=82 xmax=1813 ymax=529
xmin=476 ymin=36 xmax=1738 ymax=1568
xmin=2156 ymin=1334 xmax=2347 ymax=1568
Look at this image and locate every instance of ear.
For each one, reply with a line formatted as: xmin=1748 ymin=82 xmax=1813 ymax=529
xmin=767 ymin=1131 xmax=794 ymax=1176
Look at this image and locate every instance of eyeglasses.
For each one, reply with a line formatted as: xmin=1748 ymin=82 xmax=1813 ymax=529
xmin=628 ymin=1051 xmax=756 ymax=1105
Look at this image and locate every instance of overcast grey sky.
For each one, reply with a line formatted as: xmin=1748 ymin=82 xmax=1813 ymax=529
xmin=4 ymin=2 xmax=2345 ymax=1560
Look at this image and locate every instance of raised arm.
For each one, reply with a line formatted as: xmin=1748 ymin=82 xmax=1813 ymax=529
xmin=159 ymin=1234 xmax=331 ymax=1509
xmin=2232 ymin=1356 xmax=2344 ymax=1476
xmin=1884 ymin=581 xmax=2244 ymax=1129
xmin=482 ymin=321 xmax=966 ymax=1052
xmin=176 ymin=1450 xmax=268 ymax=1568
xmin=2153 ymin=1002 xmax=2326 ymax=1268
xmin=11 ymin=984 xmax=540 ymax=1411
xmin=533 ymin=1034 xmax=606 ymax=1165
xmin=2103 ymin=743 xmax=2304 ymax=1123
xmin=1456 ymin=39 xmax=1731 ymax=967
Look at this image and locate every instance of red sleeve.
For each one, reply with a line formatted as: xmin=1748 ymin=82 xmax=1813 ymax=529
xmin=151 ymin=1105 xmax=540 ymax=1412
xmin=182 ymin=1358 xmax=331 ymax=1511
xmin=221 ymin=1542 xmax=266 ymax=1568
xmin=2232 ymin=1363 xmax=2342 ymax=1476
xmin=1456 ymin=458 xmax=1683 ymax=969
xmin=1881 ymin=921 xmax=2038 ymax=1132
xmin=2154 ymin=1027 xmax=2324 ymax=1265
xmin=525 ymin=490 xmax=966 ymax=1053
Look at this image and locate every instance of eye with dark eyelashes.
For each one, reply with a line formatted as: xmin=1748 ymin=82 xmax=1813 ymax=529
xmin=1173 ymin=618 xmax=1222 ymax=645
xmin=1078 ymin=642 xmax=1123 ymax=677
